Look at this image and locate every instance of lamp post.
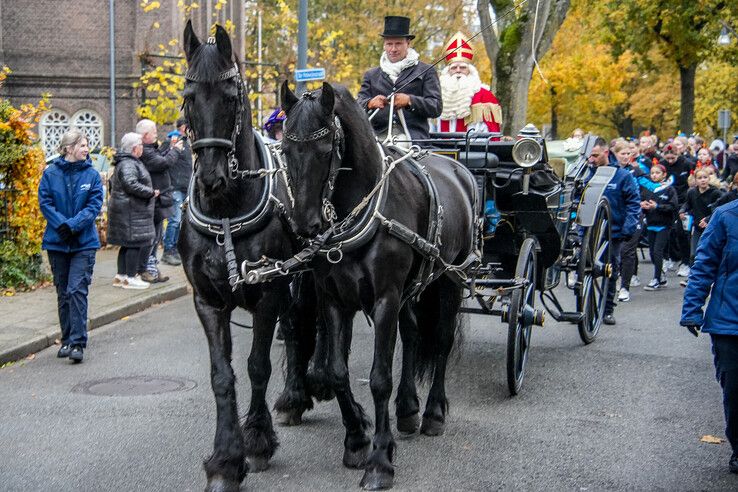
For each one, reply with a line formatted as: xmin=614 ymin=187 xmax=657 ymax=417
xmin=296 ymin=0 xmax=308 ymax=94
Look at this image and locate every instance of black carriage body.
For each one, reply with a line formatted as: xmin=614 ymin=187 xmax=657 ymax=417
xmin=425 ymin=132 xmax=578 ymax=290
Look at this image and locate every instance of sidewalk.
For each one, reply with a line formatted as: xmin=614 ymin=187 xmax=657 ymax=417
xmin=0 ymin=248 xmax=190 ymax=365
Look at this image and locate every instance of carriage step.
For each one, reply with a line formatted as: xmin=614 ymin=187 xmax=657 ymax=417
xmin=555 ymin=311 xmax=584 ymax=323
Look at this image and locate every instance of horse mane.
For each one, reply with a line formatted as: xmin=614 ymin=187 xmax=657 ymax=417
xmin=331 ymin=85 xmax=382 ymax=165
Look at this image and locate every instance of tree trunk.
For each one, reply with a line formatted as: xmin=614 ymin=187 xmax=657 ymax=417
xmin=679 ymin=63 xmax=697 ymax=135
xmin=550 ymin=86 xmax=558 ymax=140
xmin=479 ymin=0 xmax=570 ymax=135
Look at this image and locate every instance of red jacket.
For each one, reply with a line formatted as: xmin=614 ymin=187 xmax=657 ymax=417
xmin=439 ymin=87 xmax=502 ymax=133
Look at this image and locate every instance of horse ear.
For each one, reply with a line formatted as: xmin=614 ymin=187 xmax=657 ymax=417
xmin=184 ymin=19 xmax=201 ymax=63
xmin=281 ymin=80 xmax=299 ymax=114
xmin=320 ymin=82 xmax=335 ymax=116
xmin=214 ymin=24 xmax=233 ymax=61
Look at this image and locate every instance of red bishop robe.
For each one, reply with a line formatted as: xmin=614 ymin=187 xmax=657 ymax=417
xmin=439 ymin=87 xmax=502 ymax=133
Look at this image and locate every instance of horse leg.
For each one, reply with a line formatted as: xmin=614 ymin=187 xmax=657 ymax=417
xmin=360 ymin=295 xmax=400 ymax=491
xmin=395 ymin=303 xmax=420 ymax=435
xmin=420 ymin=278 xmax=463 ymax=437
xmin=324 ymin=302 xmax=372 ymax=469
xmin=306 ymin=308 xmax=336 ymax=402
xmin=195 ymin=295 xmax=247 ymax=492
xmin=275 ymin=275 xmax=316 ymax=426
xmin=242 ymin=290 xmax=282 ymax=472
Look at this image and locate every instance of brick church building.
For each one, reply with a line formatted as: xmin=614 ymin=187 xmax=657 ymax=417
xmin=0 ymin=0 xmax=245 ymax=157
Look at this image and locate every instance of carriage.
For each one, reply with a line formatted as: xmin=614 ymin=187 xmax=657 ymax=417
xmin=421 ymin=127 xmax=615 ymax=395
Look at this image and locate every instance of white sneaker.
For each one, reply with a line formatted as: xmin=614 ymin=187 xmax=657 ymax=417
xmin=618 ymin=287 xmax=631 ymax=302
xmin=664 ymin=259 xmax=674 ymax=272
xmin=644 ymin=278 xmax=668 ymax=291
xmin=630 ymin=276 xmax=641 ymax=287
xmin=123 ymin=275 xmax=150 ymax=290
xmin=566 ymin=273 xmax=577 ymax=288
xmin=112 ymin=274 xmax=126 ymax=288
xmin=677 ymin=264 xmax=690 ymax=277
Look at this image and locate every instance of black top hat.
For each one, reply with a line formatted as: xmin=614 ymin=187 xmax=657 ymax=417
xmin=381 ymin=16 xmax=415 ymax=40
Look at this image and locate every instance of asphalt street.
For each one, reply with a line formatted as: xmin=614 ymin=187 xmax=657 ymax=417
xmin=1 ymin=268 xmax=736 ymax=491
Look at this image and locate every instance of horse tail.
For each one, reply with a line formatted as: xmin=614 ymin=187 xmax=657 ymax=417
xmin=413 ymin=276 xmax=465 ymax=384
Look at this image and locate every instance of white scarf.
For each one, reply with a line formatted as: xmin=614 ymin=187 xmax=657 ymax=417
xmin=380 ymin=48 xmax=419 ymax=83
xmin=439 ymin=65 xmax=482 ymax=120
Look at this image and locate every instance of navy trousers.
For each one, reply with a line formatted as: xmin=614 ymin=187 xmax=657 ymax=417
xmin=48 ymin=249 xmax=96 ymax=348
xmin=711 ymin=334 xmax=738 ymax=456
xmin=605 ymin=238 xmax=624 ymax=316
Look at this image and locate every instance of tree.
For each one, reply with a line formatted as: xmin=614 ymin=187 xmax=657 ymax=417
xmin=476 ymin=0 xmax=570 ymax=134
xmin=603 ymin=0 xmax=738 ymax=135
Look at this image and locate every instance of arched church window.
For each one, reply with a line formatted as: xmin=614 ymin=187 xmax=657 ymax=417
xmin=72 ymin=110 xmax=104 ymax=151
xmin=39 ymin=110 xmax=70 ymax=157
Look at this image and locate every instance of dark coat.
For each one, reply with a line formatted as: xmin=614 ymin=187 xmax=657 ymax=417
xmin=140 ymin=142 xmax=180 ymax=221
xmin=641 ymin=182 xmax=678 ymax=229
xmin=160 ymin=137 xmax=193 ymax=192
xmin=107 ymin=153 xmax=156 ymax=248
xmin=681 ymin=186 xmax=724 ymax=228
xmin=681 ymin=200 xmax=738 ymax=334
xmin=38 ymin=156 xmax=103 ymax=252
xmin=663 ymin=156 xmax=693 ymax=203
xmin=357 ymin=60 xmax=442 ymax=140
xmin=721 ymin=154 xmax=738 ymax=182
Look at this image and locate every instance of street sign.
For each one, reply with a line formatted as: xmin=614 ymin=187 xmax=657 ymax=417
xmin=295 ymin=68 xmax=326 ymax=82
xmin=718 ymin=109 xmax=731 ymax=130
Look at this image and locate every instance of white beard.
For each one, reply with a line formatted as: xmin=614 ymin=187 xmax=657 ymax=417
xmin=440 ymin=65 xmax=482 ymax=121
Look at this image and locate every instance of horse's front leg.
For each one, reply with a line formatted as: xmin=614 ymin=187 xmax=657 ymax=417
xmin=360 ymin=294 xmax=400 ymax=491
xmin=274 ymin=275 xmax=317 ymax=426
xmin=195 ymin=294 xmax=247 ymax=492
xmin=395 ymin=302 xmax=420 ymax=435
xmin=242 ymin=288 xmax=282 ymax=471
xmin=324 ymin=302 xmax=372 ymax=469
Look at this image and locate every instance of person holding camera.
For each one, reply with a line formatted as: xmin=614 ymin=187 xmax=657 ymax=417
xmin=681 ymin=199 xmax=738 ymax=474
xmin=160 ymin=117 xmax=192 ymax=266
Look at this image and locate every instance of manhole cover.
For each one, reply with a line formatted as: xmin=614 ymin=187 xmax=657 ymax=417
xmin=73 ymin=376 xmax=197 ymax=396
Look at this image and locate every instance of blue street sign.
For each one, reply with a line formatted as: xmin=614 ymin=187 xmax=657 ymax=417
xmin=295 ymin=68 xmax=326 ymax=82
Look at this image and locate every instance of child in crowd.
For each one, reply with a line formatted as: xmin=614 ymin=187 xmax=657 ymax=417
xmin=680 ymin=168 xmax=724 ymax=285
xmin=641 ymin=164 xmax=678 ymax=291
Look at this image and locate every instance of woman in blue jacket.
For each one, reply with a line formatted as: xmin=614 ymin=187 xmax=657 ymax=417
xmin=681 ymin=199 xmax=738 ymax=474
xmin=38 ymin=129 xmax=103 ymax=363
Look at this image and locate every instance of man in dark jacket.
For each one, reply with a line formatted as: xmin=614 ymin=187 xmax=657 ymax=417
xmin=662 ymin=144 xmax=694 ymax=277
xmin=160 ymin=117 xmax=192 ymax=266
xmin=357 ymin=16 xmax=442 ymax=141
xmin=136 ymin=118 xmax=183 ymax=282
xmin=587 ymin=138 xmax=641 ymax=325
xmin=681 ymin=200 xmax=738 ymax=474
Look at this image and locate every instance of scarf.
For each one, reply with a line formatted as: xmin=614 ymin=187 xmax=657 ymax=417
xmin=379 ymin=48 xmax=419 ymax=83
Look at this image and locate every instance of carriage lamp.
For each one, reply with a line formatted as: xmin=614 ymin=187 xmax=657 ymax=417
xmin=512 ymin=138 xmax=543 ymax=168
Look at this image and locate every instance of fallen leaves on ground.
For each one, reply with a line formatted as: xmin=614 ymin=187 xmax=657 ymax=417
xmin=700 ymin=435 xmax=725 ymax=444
xmin=25 ymin=353 xmax=35 ymax=360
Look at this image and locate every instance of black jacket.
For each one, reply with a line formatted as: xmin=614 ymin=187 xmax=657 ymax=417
xmin=140 ymin=142 xmax=180 ymax=221
xmin=663 ymin=156 xmax=693 ymax=203
xmin=160 ymin=137 xmax=193 ymax=192
xmin=357 ymin=61 xmax=442 ymax=141
xmin=107 ymin=153 xmax=155 ymax=247
xmin=681 ymin=186 xmax=724 ymax=226
xmin=722 ymin=154 xmax=738 ymax=182
xmin=641 ymin=183 xmax=678 ymax=229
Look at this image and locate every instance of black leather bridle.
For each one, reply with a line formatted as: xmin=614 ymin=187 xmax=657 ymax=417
xmin=184 ymin=53 xmax=245 ymax=180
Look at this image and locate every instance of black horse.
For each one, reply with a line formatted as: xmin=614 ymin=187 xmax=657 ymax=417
xmin=279 ymin=81 xmax=478 ymax=490
xmin=178 ymin=21 xmax=313 ymax=491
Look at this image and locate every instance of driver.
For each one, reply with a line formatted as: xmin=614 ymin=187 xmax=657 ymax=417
xmin=357 ymin=15 xmax=441 ymax=141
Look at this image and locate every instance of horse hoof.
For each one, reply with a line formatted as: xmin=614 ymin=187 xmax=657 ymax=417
xmin=360 ymin=469 xmax=394 ymax=490
xmin=343 ymin=444 xmax=370 ymax=469
xmin=246 ymin=455 xmax=270 ymax=473
xmin=420 ymin=417 xmax=445 ymax=436
xmin=205 ymin=475 xmax=241 ymax=492
xmin=275 ymin=409 xmax=303 ymax=426
xmin=396 ymin=413 xmax=420 ymax=435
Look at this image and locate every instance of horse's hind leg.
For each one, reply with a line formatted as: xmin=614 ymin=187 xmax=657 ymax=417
xmin=420 ymin=277 xmax=463 ymax=437
xmin=275 ymin=275 xmax=316 ymax=426
xmin=241 ymin=289 xmax=282 ymax=472
xmin=361 ymin=294 xmax=400 ymax=491
xmin=395 ymin=302 xmax=420 ymax=435
xmin=194 ymin=294 xmax=247 ymax=492
xmin=324 ymin=302 xmax=371 ymax=469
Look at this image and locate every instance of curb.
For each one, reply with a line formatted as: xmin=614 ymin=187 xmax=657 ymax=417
xmin=0 ymin=283 xmax=189 ymax=366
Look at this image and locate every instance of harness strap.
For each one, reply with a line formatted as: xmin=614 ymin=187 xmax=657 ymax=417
xmin=221 ymin=217 xmax=242 ymax=291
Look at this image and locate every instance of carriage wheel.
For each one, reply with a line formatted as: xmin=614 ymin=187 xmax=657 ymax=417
xmin=576 ymin=199 xmax=612 ymax=344
xmin=506 ymin=237 xmax=537 ymax=396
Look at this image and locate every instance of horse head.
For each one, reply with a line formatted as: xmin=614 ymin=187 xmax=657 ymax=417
xmin=280 ymin=81 xmax=344 ymax=238
xmin=183 ymin=20 xmax=248 ymax=195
